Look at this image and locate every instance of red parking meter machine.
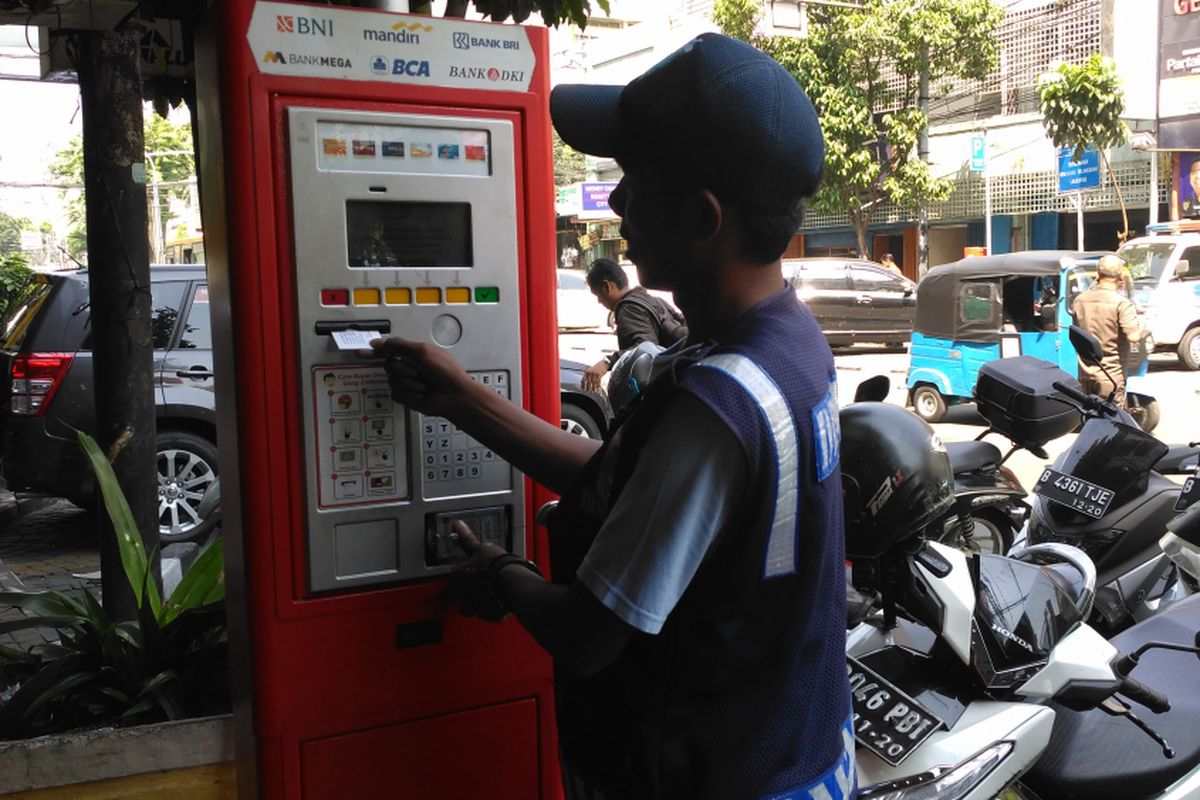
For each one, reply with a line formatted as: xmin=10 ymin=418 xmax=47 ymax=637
xmin=195 ymin=2 xmax=560 ymax=797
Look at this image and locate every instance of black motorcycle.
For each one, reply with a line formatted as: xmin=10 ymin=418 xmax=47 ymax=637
xmin=1021 ymin=326 xmax=1198 ymax=634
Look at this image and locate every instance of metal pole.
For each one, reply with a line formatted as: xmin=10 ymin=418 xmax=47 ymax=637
xmin=984 ymin=134 xmax=992 ymax=255
xmin=1077 ymin=191 xmax=1085 ymax=251
xmin=1149 ymin=151 xmax=1159 ymax=227
xmin=917 ymin=51 xmax=929 ymax=276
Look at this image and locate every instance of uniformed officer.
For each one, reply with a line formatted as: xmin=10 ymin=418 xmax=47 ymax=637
xmin=1072 ymin=253 xmax=1143 ymax=406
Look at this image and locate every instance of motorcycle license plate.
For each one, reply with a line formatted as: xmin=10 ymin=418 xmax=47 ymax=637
xmin=1033 ymin=467 xmax=1114 ymax=519
xmin=847 ymin=656 xmax=943 ymax=767
xmin=1176 ymin=476 xmax=1200 ymax=512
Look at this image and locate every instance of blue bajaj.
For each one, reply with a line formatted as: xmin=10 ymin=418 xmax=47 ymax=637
xmin=906 ymin=251 xmax=1158 ymax=433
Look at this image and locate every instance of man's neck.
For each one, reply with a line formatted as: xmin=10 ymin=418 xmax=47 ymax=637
xmin=674 ymin=260 xmax=785 ymax=340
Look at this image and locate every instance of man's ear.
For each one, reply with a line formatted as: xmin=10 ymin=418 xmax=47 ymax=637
xmin=691 ymin=188 xmax=723 ymax=243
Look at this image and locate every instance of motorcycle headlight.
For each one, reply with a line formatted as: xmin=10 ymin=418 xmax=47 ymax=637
xmin=858 ymin=742 xmax=1013 ymax=800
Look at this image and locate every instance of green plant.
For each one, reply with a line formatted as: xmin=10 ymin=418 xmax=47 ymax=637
xmin=0 ymin=252 xmax=35 ymax=325
xmin=1037 ymin=54 xmax=1131 ymax=242
xmin=0 ymin=431 xmax=228 ymax=740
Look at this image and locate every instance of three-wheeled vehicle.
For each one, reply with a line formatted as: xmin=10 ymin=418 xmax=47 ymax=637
xmin=906 ymin=251 xmax=1159 ymax=430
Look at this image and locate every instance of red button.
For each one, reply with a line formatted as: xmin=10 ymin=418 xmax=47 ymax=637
xmin=321 ymin=289 xmax=350 ymax=306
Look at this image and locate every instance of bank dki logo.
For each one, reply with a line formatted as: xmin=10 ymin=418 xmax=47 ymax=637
xmin=263 ymin=51 xmax=286 ymax=64
xmin=453 ymin=31 xmax=470 ymax=49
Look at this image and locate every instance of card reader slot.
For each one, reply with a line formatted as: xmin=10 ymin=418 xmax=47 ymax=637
xmin=315 ymin=320 xmax=392 ymax=336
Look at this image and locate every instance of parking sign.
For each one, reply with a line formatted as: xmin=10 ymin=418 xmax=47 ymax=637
xmin=970 ymin=135 xmax=986 ymax=171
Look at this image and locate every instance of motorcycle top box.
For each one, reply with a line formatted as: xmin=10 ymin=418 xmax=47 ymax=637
xmin=974 ymin=356 xmax=1081 ymax=448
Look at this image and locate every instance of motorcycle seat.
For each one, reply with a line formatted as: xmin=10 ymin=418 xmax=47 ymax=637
xmin=1022 ymin=594 xmax=1200 ymax=799
xmin=944 ymin=440 xmax=1002 ymax=474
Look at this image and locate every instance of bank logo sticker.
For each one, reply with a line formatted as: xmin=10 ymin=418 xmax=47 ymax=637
xmin=382 ymin=141 xmax=405 ymax=158
xmin=438 ymin=144 xmax=460 ymax=160
xmin=449 ymin=65 xmax=525 ymax=82
xmin=453 ymin=31 xmax=469 ymax=49
xmin=363 ymin=20 xmax=431 ymax=45
xmin=276 ymin=15 xmax=334 ymax=36
xmin=464 ymin=145 xmax=486 ymax=162
xmin=322 ymin=138 xmax=347 ymax=157
xmin=391 ymin=58 xmax=431 ymax=77
xmin=352 ymin=140 xmax=376 ymax=157
xmin=410 ymin=143 xmax=433 ymax=158
xmin=452 ymin=32 xmax=521 ymax=51
xmin=371 ymin=55 xmax=389 ymax=74
xmin=263 ymin=50 xmax=286 ymax=64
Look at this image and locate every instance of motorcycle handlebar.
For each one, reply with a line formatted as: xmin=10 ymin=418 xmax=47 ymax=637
xmin=1119 ymin=677 xmax=1171 ymax=714
xmin=1051 ymin=380 xmax=1092 ymax=407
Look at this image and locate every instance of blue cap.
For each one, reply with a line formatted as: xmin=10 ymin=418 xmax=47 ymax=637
xmin=550 ymin=33 xmax=824 ymax=216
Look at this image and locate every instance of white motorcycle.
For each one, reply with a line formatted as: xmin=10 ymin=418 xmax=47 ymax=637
xmin=839 ymin=403 xmax=1200 ymax=800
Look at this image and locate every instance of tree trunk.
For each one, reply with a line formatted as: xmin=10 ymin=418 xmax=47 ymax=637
xmin=1098 ymin=148 xmax=1130 ymax=244
xmin=851 ymin=208 xmax=870 ymax=258
xmin=77 ymin=29 xmax=160 ymax=620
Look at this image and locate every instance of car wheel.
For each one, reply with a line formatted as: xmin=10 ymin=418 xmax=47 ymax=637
xmin=561 ymin=403 xmax=603 ymax=439
xmin=1126 ymin=394 xmax=1161 ymax=434
xmin=157 ymin=430 xmax=219 ymax=544
xmin=1178 ymin=328 xmax=1200 ymax=370
xmin=911 ymin=385 xmax=946 ymax=423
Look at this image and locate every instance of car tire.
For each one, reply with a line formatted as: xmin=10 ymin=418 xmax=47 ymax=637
xmin=911 ymin=385 xmax=947 ymax=423
xmin=1178 ymin=328 xmax=1200 ymax=370
xmin=561 ymin=403 xmax=603 ymax=439
xmin=157 ymin=430 xmax=220 ymax=544
xmin=1127 ymin=394 xmax=1161 ymax=434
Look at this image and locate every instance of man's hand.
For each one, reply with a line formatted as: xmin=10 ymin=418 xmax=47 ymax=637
xmin=582 ymin=359 xmax=610 ymax=393
xmin=364 ymin=336 xmax=477 ymax=418
xmin=441 ymin=520 xmax=509 ymax=622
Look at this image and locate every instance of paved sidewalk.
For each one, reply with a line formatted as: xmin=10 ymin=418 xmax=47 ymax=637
xmin=0 ymin=490 xmax=100 ymax=651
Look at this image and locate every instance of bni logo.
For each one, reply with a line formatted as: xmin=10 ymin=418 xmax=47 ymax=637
xmin=276 ymin=15 xmax=334 ymax=36
xmin=263 ymin=51 xmax=286 ymax=64
xmin=276 ymin=15 xmax=293 ymax=33
xmin=452 ymin=31 xmax=470 ymax=49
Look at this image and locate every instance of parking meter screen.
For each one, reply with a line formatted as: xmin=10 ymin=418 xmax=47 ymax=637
xmin=346 ymin=200 xmax=473 ymax=267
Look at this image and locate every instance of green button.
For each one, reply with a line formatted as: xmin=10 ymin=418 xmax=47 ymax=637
xmin=474 ymin=287 xmax=500 ymax=303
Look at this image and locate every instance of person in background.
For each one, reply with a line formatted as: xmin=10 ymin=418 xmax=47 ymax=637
xmin=369 ymin=32 xmax=852 ymax=800
xmin=1072 ymin=253 xmax=1142 ymax=406
xmin=880 ymin=253 xmax=902 ymax=275
xmin=581 ymin=257 xmax=688 ymax=393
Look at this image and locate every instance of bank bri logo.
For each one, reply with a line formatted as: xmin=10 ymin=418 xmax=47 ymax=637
xmin=276 ymin=15 xmax=334 ymax=36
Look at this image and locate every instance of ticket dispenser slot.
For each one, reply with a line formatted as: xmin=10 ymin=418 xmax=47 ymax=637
xmin=289 ymin=107 xmax=525 ymax=593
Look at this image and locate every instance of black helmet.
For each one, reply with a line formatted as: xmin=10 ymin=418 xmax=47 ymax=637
xmin=840 ymin=402 xmax=954 ymax=560
xmin=608 ymin=341 xmax=665 ymax=414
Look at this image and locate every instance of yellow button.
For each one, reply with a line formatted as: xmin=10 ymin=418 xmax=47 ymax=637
xmin=353 ymin=287 xmax=381 ymax=306
xmin=384 ymin=287 xmax=411 ymax=305
xmin=415 ymin=288 xmax=441 ymax=305
xmin=445 ymin=287 xmax=470 ymax=304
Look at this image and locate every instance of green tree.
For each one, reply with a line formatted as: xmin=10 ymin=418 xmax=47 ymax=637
xmin=407 ymin=0 xmax=609 ymax=27
xmin=716 ymin=0 xmax=1003 ymax=256
xmin=48 ymin=113 xmax=196 ymax=262
xmin=553 ymin=130 xmax=586 ymax=187
xmin=1036 ymin=54 xmax=1131 ymax=242
xmin=0 ymin=251 xmax=35 ymax=325
xmin=0 ymin=211 xmax=32 ymax=256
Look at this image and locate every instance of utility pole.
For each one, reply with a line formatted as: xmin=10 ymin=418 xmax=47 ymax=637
xmin=917 ymin=48 xmax=930 ymax=276
xmin=76 ymin=27 xmax=160 ymax=619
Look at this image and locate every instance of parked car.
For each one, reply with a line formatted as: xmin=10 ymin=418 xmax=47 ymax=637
xmin=1116 ymin=225 xmax=1200 ymax=369
xmin=1 ymin=267 xmax=611 ymax=543
xmin=1 ymin=266 xmax=218 ymax=543
xmin=781 ymin=258 xmax=916 ymax=347
xmin=557 ymin=268 xmax=611 ymax=331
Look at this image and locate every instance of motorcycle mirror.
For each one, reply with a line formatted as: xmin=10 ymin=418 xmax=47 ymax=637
xmin=854 ymin=375 xmax=890 ymax=403
xmin=1069 ymin=325 xmax=1105 ymax=366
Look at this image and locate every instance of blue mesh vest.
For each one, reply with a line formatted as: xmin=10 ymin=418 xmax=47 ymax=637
xmin=547 ymin=288 xmax=851 ymax=800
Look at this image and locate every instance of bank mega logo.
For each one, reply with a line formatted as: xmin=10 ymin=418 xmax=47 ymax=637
xmin=263 ymin=50 xmax=286 ymax=64
xmin=363 ymin=20 xmax=432 ymax=45
xmin=263 ymin=50 xmax=353 ymax=69
xmin=276 ymin=14 xmax=334 ymax=36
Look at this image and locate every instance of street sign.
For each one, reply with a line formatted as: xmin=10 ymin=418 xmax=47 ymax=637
xmin=970 ymin=135 xmax=986 ymax=171
xmin=1058 ymin=146 xmax=1101 ymax=192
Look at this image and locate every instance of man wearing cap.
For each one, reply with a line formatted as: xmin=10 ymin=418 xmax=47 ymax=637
xmin=369 ymin=33 xmax=853 ymax=800
xmin=1072 ymin=254 xmax=1142 ymax=405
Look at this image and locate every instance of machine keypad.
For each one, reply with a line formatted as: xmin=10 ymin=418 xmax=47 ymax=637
xmin=420 ymin=370 xmax=511 ymax=497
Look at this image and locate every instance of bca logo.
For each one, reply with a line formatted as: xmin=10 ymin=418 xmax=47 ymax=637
xmin=371 ymin=56 xmax=389 ymax=75
xmin=263 ymin=51 xmax=286 ymax=64
xmin=453 ymin=31 xmax=470 ymax=49
xmin=392 ymin=59 xmax=431 ymax=77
